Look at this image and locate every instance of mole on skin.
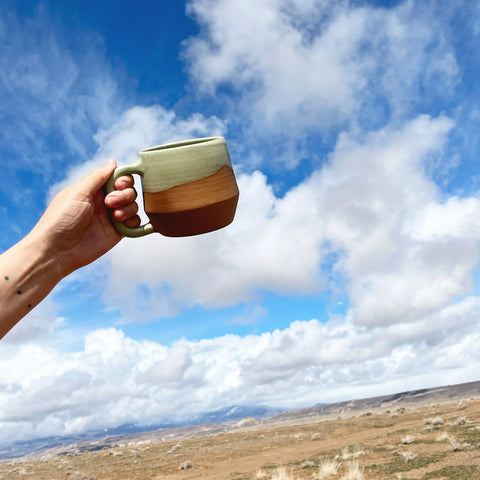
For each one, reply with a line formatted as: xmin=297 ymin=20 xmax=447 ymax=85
xmin=5 ymin=277 xmax=25 ymax=297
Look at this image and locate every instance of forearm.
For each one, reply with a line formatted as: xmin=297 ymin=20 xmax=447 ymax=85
xmin=0 ymin=162 xmax=138 ymax=341
xmin=0 ymin=232 xmax=63 ymax=339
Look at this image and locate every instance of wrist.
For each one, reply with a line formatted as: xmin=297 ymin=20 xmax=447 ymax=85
xmin=22 ymin=229 xmax=66 ymax=285
xmin=0 ymin=231 xmax=64 ymax=339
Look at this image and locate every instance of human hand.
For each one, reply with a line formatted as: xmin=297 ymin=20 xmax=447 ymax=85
xmin=30 ymin=159 xmax=140 ymax=279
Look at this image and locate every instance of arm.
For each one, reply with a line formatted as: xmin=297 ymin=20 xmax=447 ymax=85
xmin=0 ymin=159 xmax=140 ymax=339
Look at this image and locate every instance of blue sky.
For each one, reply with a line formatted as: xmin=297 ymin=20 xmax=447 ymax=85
xmin=2 ymin=0 xmax=480 ymax=445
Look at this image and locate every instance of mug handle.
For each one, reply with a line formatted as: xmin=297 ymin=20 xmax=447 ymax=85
xmin=104 ymin=163 xmax=155 ymax=238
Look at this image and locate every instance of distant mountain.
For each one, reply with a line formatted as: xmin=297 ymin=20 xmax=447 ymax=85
xmin=269 ymin=380 xmax=480 ymax=423
xmin=192 ymin=404 xmax=285 ymax=424
xmin=3 ymin=380 xmax=480 ymax=463
xmin=0 ymin=404 xmax=284 ymax=461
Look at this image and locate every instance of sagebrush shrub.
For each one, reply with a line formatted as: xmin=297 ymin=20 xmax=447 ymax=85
xmin=340 ymin=461 xmax=364 ymax=480
xmin=316 ymin=458 xmax=339 ymax=479
xmin=271 ymin=467 xmax=293 ymax=480
xmin=425 ymin=417 xmax=444 ymax=426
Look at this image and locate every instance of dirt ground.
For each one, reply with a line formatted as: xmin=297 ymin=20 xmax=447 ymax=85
xmin=2 ymin=398 xmax=480 ymax=480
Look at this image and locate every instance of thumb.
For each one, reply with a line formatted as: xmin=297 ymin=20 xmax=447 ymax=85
xmin=78 ymin=159 xmax=117 ymax=195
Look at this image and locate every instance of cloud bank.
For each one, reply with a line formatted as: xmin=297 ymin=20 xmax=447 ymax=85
xmin=2 ymin=295 xmax=480 ymax=445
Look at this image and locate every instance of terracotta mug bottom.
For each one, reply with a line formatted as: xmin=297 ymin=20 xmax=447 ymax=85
xmin=147 ymin=195 xmax=238 ymax=237
xmin=143 ymin=164 xmax=239 ymax=237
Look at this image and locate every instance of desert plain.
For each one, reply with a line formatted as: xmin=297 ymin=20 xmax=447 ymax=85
xmin=2 ymin=383 xmax=480 ymax=480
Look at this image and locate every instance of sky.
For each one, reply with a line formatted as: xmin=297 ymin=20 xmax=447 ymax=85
xmin=1 ymin=0 xmax=480 ymax=446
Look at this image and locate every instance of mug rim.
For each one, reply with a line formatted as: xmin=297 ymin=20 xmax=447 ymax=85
xmin=141 ymin=136 xmax=223 ymax=153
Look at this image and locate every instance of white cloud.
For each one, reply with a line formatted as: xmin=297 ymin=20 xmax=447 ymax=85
xmin=3 ymin=295 xmax=480 ymax=444
xmin=184 ymin=0 xmax=459 ymax=151
xmin=407 ymin=196 xmax=480 ymax=240
xmin=315 ymin=115 xmax=480 ymax=325
xmin=101 ymin=114 xmax=480 ymax=328
xmin=1 ymin=297 xmax=65 ymax=345
xmin=184 ymin=0 xmax=363 ymax=135
xmin=103 ymin=167 xmax=326 ymax=322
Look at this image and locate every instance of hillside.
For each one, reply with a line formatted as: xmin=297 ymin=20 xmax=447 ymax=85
xmin=1 ymin=379 xmax=480 ymax=479
xmin=2 ymin=379 xmax=480 ymax=466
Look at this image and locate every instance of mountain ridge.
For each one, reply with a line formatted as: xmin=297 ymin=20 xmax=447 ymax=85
xmin=269 ymin=379 xmax=480 ymax=423
xmin=0 ymin=404 xmax=283 ymax=461
xmin=2 ymin=379 xmax=480 ymax=463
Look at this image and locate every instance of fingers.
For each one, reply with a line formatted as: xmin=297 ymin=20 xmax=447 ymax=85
xmin=114 ymin=174 xmax=135 ymax=190
xmin=124 ymin=214 xmax=142 ymax=228
xmin=104 ymin=171 xmax=140 ymax=225
xmin=104 ymin=186 xmax=137 ymax=209
xmin=81 ymin=160 xmax=140 ymax=228
xmin=111 ymin=201 xmax=139 ymax=222
xmin=105 ymin=187 xmax=139 ymax=224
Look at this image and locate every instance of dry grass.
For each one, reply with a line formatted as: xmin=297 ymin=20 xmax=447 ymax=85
xmin=274 ymin=467 xmax=296 ymax=480
xmin=316 ymin=458 xmax=339 ymax=479
xmin=2 ymin=397 xmax=480 ymax=479
xmin=261 ymin=461 xmax=364 ymax=480
xmin=340 ymin=462 xmax=364 ymax=480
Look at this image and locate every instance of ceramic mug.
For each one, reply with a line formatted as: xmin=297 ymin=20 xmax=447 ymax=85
xmin=105 ymin=136 xmax=239 ymax=237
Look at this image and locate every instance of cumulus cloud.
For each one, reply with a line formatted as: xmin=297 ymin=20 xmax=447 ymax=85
xmin=2 ymin=296 xmax=480 ymax=444
xmin=103 ymin=167 xmax=325 ymax=321
xmin=100 ymin=113 xmax=480 ymax=328
xmin=1 ymin=297 xmax=65 ymax=345
xmin=183 ymin=0 xmax=459 ymax=156
xmin=316 ymin=115 xmax=479 ymax=325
